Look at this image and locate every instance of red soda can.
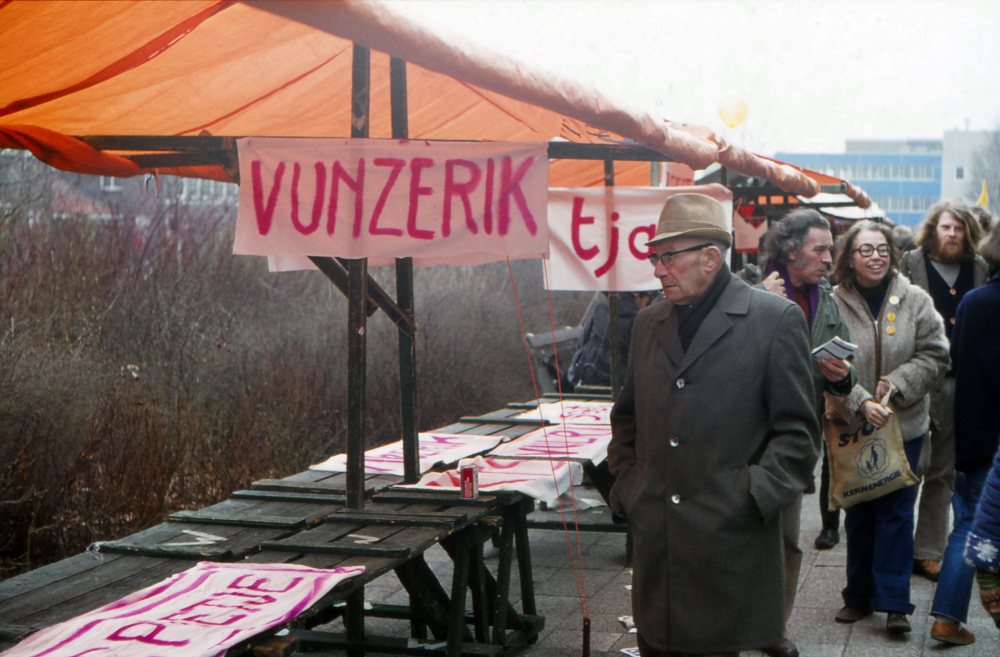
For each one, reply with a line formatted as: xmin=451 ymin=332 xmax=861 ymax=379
xmin=460 ymin=464 xmax=479 ymax=499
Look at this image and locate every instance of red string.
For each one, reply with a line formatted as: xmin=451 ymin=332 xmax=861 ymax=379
xmin=505 ymin=257 xmax=588 ymax=617
xmin=542 ymin=259 xmax=589 ymax=618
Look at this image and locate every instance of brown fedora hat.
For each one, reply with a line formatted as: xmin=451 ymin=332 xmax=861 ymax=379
xmin=646 ymin=193 xmax=733 ymax=248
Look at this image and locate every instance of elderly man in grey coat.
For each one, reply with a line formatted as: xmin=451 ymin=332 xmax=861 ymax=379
xmin=608 ymin=194 xmax=820 ymax=657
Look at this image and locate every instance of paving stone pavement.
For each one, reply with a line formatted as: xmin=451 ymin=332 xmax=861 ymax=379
xmin=302 ymin=465 xmax=1000 ymax=657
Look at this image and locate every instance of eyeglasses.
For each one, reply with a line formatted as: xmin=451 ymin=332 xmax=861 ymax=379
xmin=854 ymin=244 xmax=891 ymax=257
xmin=647 ymin=243 xmax=713 ymax=268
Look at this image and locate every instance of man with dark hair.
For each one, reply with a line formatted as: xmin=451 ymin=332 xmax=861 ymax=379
xmin=902 ymin=201 xmax=988 ymax=581
xmin=741 ymin=209 xmax=854 ymax=657
xmin=609 ymin=194 xmax=819 ymax=657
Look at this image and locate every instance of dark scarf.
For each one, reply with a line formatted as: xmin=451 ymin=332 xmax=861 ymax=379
xmin=675 ymin=263 xmax=731 ymax=351
xmin=856 ymin=275 xmax=891 ymax=319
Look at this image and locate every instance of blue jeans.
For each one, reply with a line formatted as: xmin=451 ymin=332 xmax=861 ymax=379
xmin=842 ymin=437 xmax=923 ymax=614
xmin=930 ymin=462 xmax=991 ymax=623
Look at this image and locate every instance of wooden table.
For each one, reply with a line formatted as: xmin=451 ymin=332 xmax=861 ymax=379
xmin=0 ymin=418 xmax=544 ymax=657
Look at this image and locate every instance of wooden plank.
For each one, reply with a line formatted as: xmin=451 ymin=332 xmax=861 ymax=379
xmin=373 ymin=492 xmax=496 ymax=508
xmin=167 ymin=511 xmax=306 ymax=529
xmin=260 ymin=542 xmax=411 ymax=558
xmin=94 ymin=541 xmax=236 ymax=561
xmin=325 ymin=513 xmax=462 ymax=529
xmin=230 ymin=489 xmax=346 ymax=504
xmin=0 ymin=556 xmax=173 ymax=624
xmin=0 ymin=552 xmax=123 ymax=604
xmin=15 ymin=560 xmax=193 ymax=631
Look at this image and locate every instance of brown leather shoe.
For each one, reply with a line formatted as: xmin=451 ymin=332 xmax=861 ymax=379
xmin=930 ymin=620 xmax=975 ymax=645
xmin=764 ymin=638 xmax=799 ymax=657
xmin=913 ymin=559 xmax=941 ymax=581
xmin=835 ymin=606 xmax=872 ymax=623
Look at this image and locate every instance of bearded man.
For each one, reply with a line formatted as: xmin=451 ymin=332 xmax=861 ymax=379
xmin=901 ymin=202 xmax=987 ymax=582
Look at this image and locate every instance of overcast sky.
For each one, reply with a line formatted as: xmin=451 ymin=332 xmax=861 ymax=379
xmin=390 ymin=0 xmax=1000 ymax=156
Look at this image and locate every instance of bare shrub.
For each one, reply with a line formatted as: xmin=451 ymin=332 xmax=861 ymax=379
xmin=0 ymin=154 xmax=591 ymax=579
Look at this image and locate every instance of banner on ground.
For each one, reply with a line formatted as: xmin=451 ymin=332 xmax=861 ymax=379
xmin=396 ymin=456 xmax=583 ymax=505
xmin=545 ymin=184 xmax=733 ymax=291
xmin=513 ymin=401 xmax=612 ymax=425
xmin=487 ymin=424 xmax=613 ymax=465
xmin=309 ymin=433 xmax=505 ymax=475
xmin=2 ymin=562 xmax=363 ymax=657
xmin=235 ymin=138 xmax=549 ymax=269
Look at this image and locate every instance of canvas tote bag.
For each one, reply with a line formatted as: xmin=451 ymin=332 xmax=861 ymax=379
xmin=824 ymin=392 xmax=919 ymax=510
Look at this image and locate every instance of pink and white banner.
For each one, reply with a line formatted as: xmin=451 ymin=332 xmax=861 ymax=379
xmin=309 ymin=433 xmax=505 ymax=475
xmin=513 ymin=401 xmax=613 ymax=425
xmin=2 ymin=562 xmax=363 ymax=657
xmin=545 ymin=184 xmax=733 ymax=291
xmin=396 ymin=456 xmax=583 ymax=505
xmin=487 ymin=425 xmax=613 ymax=465
xmin=235 ymin=138 xmax=549 ymax=268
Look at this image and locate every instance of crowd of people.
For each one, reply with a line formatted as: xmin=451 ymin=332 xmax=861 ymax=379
xmin=602 ymin=192 xmax=1000 ymax=657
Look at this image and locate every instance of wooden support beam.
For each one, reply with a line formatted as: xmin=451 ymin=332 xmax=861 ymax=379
xmin=391 ymin=55 xmax=420 ymax=485
xmin=605 ymin=159 xmax=622 ymax=400
xmin=307 ymin=255 xmax=416 ymax=336
xmin=345 ymin=43 xmax=371 ymax=516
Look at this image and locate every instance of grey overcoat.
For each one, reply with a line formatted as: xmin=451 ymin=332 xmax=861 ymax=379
xmin=608 ymin=274 xmax=820 ymax=654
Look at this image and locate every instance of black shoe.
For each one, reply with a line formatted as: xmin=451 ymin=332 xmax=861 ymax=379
xmin=804 ymin=479 xmax=816 ymax=495
xmin=814 ymin=528 xmax=840 ymax=550
xmin=886 ymin=612 xmax=911 ymax=634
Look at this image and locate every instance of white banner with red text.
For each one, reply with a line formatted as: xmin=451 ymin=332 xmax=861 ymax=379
xmin=487 ymin=424 xmax=613 ymax=465
xmin=235 ymin=138 xmax=549 ymax=269
xmin=396 ymin=456 xmax=583 ymax=505
xmin=309 ymin=433 xmax=505 ymax=475
xmin=2 ymin=562 xmax=364 ymax=657
xmin=544 ymin=184 xmax=733 ymax=291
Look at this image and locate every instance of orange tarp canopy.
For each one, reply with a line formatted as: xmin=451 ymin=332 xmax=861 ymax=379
xmin=0 ymin=0 xmax=869 ymax=205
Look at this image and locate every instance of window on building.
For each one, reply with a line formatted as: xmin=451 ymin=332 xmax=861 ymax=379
xmin=956 ymin=166 xmax=964 ymax=180
xmin=100 ymin=176 xmax=121 ymax=192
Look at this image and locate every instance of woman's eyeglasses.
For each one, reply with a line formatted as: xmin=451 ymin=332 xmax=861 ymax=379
xmin=854 ymin=244 xmax=891 ymax=257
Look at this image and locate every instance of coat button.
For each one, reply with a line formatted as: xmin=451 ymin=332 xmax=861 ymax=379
xmin=670 ymin=438 xmax=679 ymax=447
xmin=671 ymin=494 xmax=681 ymax=504
xmin=950 ymin=288 xmax=957 ymax=295
xmin=676 ymin=378 xmax=685 ymax=389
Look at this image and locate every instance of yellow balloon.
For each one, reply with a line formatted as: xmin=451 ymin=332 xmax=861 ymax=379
xmin=718 ymin=96 xmax=748 ymax=129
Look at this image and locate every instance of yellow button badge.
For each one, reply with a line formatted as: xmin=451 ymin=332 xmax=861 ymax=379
xmin=887 ymin=312 xmax=896 ymax=322
xmin=886 ymin=326 xmax=896 ymax=335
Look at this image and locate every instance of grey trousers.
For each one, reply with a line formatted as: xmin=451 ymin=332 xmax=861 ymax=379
xmin=914 ymin=377 xmax=956 ymax=562
xmin=781 ymin=492 xmax=804 ymax=622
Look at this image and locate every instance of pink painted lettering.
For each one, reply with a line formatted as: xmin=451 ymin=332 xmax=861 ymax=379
xmin=593 ymin=212 xmax=619 ymax=278
xmin=251 ymin=160 xmax=286 ymax=236
xmin=290 ymin=162 xmax=325 ymax=235
xmin=328 ymin=159 xmax=364 ymax=237
xmin=106 ymin=622 xmax=190 ymax=646
xmin=498 ymin=156 xmax=537 ymax=236
xmin=407 ymin=157 xmax=436 ymax=240
xmin=230 ymin=574 xmax=303 ymax=593
xmin=571 ymin=196 xmax=598 ymax=260
xmin=443 ymin=159 xmax=482 ymax=237
xmin=629 ymin=224 xmax=655 ymax=259
xmin=483 ymin=158 xmax=495 ymax=234
xmin=369 ymin=158 xmax=405 ymax=237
